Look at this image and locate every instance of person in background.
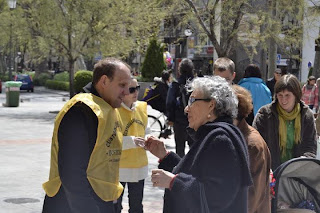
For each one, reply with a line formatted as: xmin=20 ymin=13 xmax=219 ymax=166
xmin=253 ymin=74 xmax=317 ymax=171
xmin=266 ymin=68 xmax=282 ymax=98
xmin=149 ymin=70 xmax=172 ymax=113
xmin=166 ymin=58 xmax=194 ymax=157
xmin=238 ymin=64 xmax=272 ymax=125
xmin=146 ymin=76 xmax=252 ymax=212
xmin=115 ymin=78 xmax=149 ymax=213
xmin=42 ymin=58 xmax=131 ymax=213
xmin=301 ymin=75 xmax=318 ymax=111
xmin=233 ymin=85 xmax=271 ymax=213
xmin=213 ymin=57 xmax=236 ymax=84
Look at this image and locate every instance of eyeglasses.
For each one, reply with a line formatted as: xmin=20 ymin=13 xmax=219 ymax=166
xmin=129 ymin=85 xmax=140 ymax=94
xmin=188 ymin=97 xmax=211 ymax=107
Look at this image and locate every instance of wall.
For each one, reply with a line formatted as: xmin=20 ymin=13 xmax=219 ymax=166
xmin=301 ymin=0 xmax=320 ymax=82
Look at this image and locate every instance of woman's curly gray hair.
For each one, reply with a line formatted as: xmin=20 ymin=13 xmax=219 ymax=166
xmin=186 ymin=76 xmax=238 ymax=118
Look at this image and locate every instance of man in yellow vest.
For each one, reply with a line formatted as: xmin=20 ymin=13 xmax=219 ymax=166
xmin=115 ymin=78 xmax=149 ymax=213
xmin=42 ymin=58 xmax=131 ymax=213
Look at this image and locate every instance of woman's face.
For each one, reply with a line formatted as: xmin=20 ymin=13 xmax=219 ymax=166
xmin=309 ymin=80 xmax=316 ymax=86
xmin=276 ymin=89 xmax=296 ymax=113
xmin=123 ymin=79 xmax=139 ymax=107
xmin=184 ymin=89 xmax=214 ymax=131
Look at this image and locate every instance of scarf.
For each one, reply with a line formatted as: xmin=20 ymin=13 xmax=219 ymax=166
xmin=277 ymin=103 xmax=301 ymax=158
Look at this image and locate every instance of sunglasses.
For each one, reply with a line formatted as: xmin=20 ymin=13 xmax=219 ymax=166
xmin=129 ymin=85 xmax=140 ymax=94
xmin=275 ymin=72 xmax=282 ymax=75
xmin=188 ymin=97 xmax=211 ymax=107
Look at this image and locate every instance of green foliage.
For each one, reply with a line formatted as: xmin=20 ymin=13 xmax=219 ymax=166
xmin=74 ymin=70 xmax=93 ymax=93
xmin=45 ymin=80 xmax=69 ymax=91
xmin=0 ymin=73 xmax=10 ymax=81
xmin=33 ymin=73 xmax=51 ymax=86
xmin=136 ymin=75 xmax=153 ymax=82
xmin=53 ymin=72 xmax=69 ymax=82
xmin=141 ymin=38 xmax=166 ymax=79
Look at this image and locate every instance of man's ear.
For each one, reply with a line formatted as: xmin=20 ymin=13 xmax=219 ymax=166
xmin=232 ymin=72 xmax=236 ymax=81
xmin=100 ymin=75 xmax=111 ymax=87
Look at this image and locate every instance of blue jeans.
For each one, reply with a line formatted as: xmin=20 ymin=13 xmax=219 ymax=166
xmin=114 ymin=180 xmax=144 ymax=213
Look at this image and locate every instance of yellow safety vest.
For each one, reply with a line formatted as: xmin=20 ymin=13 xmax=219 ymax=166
xmin=118 ymin=101 xmax=148 ymax=171
xmin=42 ymin=93 xmax=123 ymax=201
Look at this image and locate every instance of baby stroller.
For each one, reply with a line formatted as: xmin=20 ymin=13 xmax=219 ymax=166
xmin=272 ymin=157 xmax=320 ymax=213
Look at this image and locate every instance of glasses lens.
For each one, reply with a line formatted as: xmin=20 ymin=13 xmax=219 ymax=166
xmin=129 ymin=86 xmax=140 ymax=94
xmin=188 ymin=97 xmax=194 ymax=107
xmin=129 ymin=87 xmax=135 ymax=93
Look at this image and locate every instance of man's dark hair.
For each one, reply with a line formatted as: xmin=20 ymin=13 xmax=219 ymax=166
xmin=275 ymin=74 xmax=302 ymax=103
xmin=161 ymin=70 xmax=171 ymax=82
xmin=244 ymin=64 xmax=262 ymax=78
xmin=179 ymin=58 xmax=194 ymax=77
xmin=92 ymin=57 xmax=131 ymax=85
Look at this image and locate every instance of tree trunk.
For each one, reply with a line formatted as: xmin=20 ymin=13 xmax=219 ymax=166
xmin=268 ymin=37 xmax=277 ymax=79
xmin=261 ymin=48 xmax=267 ymax=80
xmin=268 ymin=0 xmax=277 ymax=79
xmin=68 ymin=58 xmax=75 ymax=98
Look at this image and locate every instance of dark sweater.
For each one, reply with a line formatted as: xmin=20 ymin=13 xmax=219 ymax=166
xmin=159 ymin=117 xmax=252 ymax=213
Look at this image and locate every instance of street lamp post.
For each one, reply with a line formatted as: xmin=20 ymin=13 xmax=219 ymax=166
xmin=7 ymin=0 xmax=17 ymax=80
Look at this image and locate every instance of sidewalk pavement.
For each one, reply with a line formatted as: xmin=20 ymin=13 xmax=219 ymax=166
xmin=0 ymin=87 xmax=184 ymax=213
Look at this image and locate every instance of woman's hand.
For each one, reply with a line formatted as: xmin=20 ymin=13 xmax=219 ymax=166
xmin=145 ymin=136 xmax=167 ymax=159
xmin=151 ymin=169 xmax=175 ymax=188
xmin=134 ymin=137 xmax=146 ymax=148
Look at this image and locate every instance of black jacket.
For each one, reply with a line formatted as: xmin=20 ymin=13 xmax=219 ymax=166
xmin=42 ymin=83 xmax=114 ymax=213
xmin=266 ymin=77 xmax=276 ymax=98
xmin=166 ymin=75 xmax=191 ymax=125
xmin=159 ymin=117 xmax=252 ymax=213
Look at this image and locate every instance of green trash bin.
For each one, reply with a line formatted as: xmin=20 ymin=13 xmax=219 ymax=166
xmin=4 ymin=81 xmax=22 ymax=107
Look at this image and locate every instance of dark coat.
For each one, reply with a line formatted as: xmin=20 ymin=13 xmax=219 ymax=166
xmin=166 ymin=75 xmax=191 ymax=126
xmin=42 ymin=83 xmax=115 ymax=213
xmin=238 ymin=120 xmax=271 ymax=213
xmin=252 ymin=101 xmax=317 ymax=171
xmin=266 ymin=77 xmax=276 ymax=98
xmin=159 ymin=117 xmax=252 ymax=213
xmin=148 ymin=79 xmax=168 ymax=113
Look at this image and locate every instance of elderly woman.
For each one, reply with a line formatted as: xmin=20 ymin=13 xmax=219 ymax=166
xmin=253 ymin=74 xmax=317 ymax=171
xmin=145 ymin=76 xmax=252 ymax=213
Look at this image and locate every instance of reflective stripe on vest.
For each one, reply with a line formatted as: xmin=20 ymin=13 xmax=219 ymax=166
xmin=42 ymin=93 xmax=124 ymax=201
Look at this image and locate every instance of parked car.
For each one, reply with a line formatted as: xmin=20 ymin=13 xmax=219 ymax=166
xmin=14 ymin=74 xmax=34 ymax=92
xmin=0 ymin=78 xmax=2 ymax=93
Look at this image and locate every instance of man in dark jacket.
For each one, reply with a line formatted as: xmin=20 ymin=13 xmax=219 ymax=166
xmin=166 ymin=59 xmax=194 ymax=157
xmin=42 ymin=58 xmax=131 ymax=213
xmin=266 ymin=68 xmax=282 ymax=98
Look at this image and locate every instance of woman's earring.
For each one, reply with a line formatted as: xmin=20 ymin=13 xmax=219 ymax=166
xmin=207 ymin=114 xmax=211 ymax=119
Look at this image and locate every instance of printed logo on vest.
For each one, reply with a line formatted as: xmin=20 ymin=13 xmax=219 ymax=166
xmin=123 ymin=119 xmax=145 ymax=136
xmin=105 ymin=121 xmax=121 ymax=147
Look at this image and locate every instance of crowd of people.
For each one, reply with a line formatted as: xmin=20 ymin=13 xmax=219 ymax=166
xmin=41 ymin=57 xmax=318 ymax=213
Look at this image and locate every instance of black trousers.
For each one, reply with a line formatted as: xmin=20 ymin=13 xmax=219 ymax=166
xmin=114 ymin=180 xmax=145 ymax=213
xmin=173 ymin=123 xmax=194 ymax=157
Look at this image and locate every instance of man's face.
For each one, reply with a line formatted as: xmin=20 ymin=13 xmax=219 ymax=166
xmin=274 ymin=70 xmax=282 ymax=81
xmin=101 ymin=63 xmax=131 ymax=108
xmin=213 ymin=69 xmax=235 ymax=84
